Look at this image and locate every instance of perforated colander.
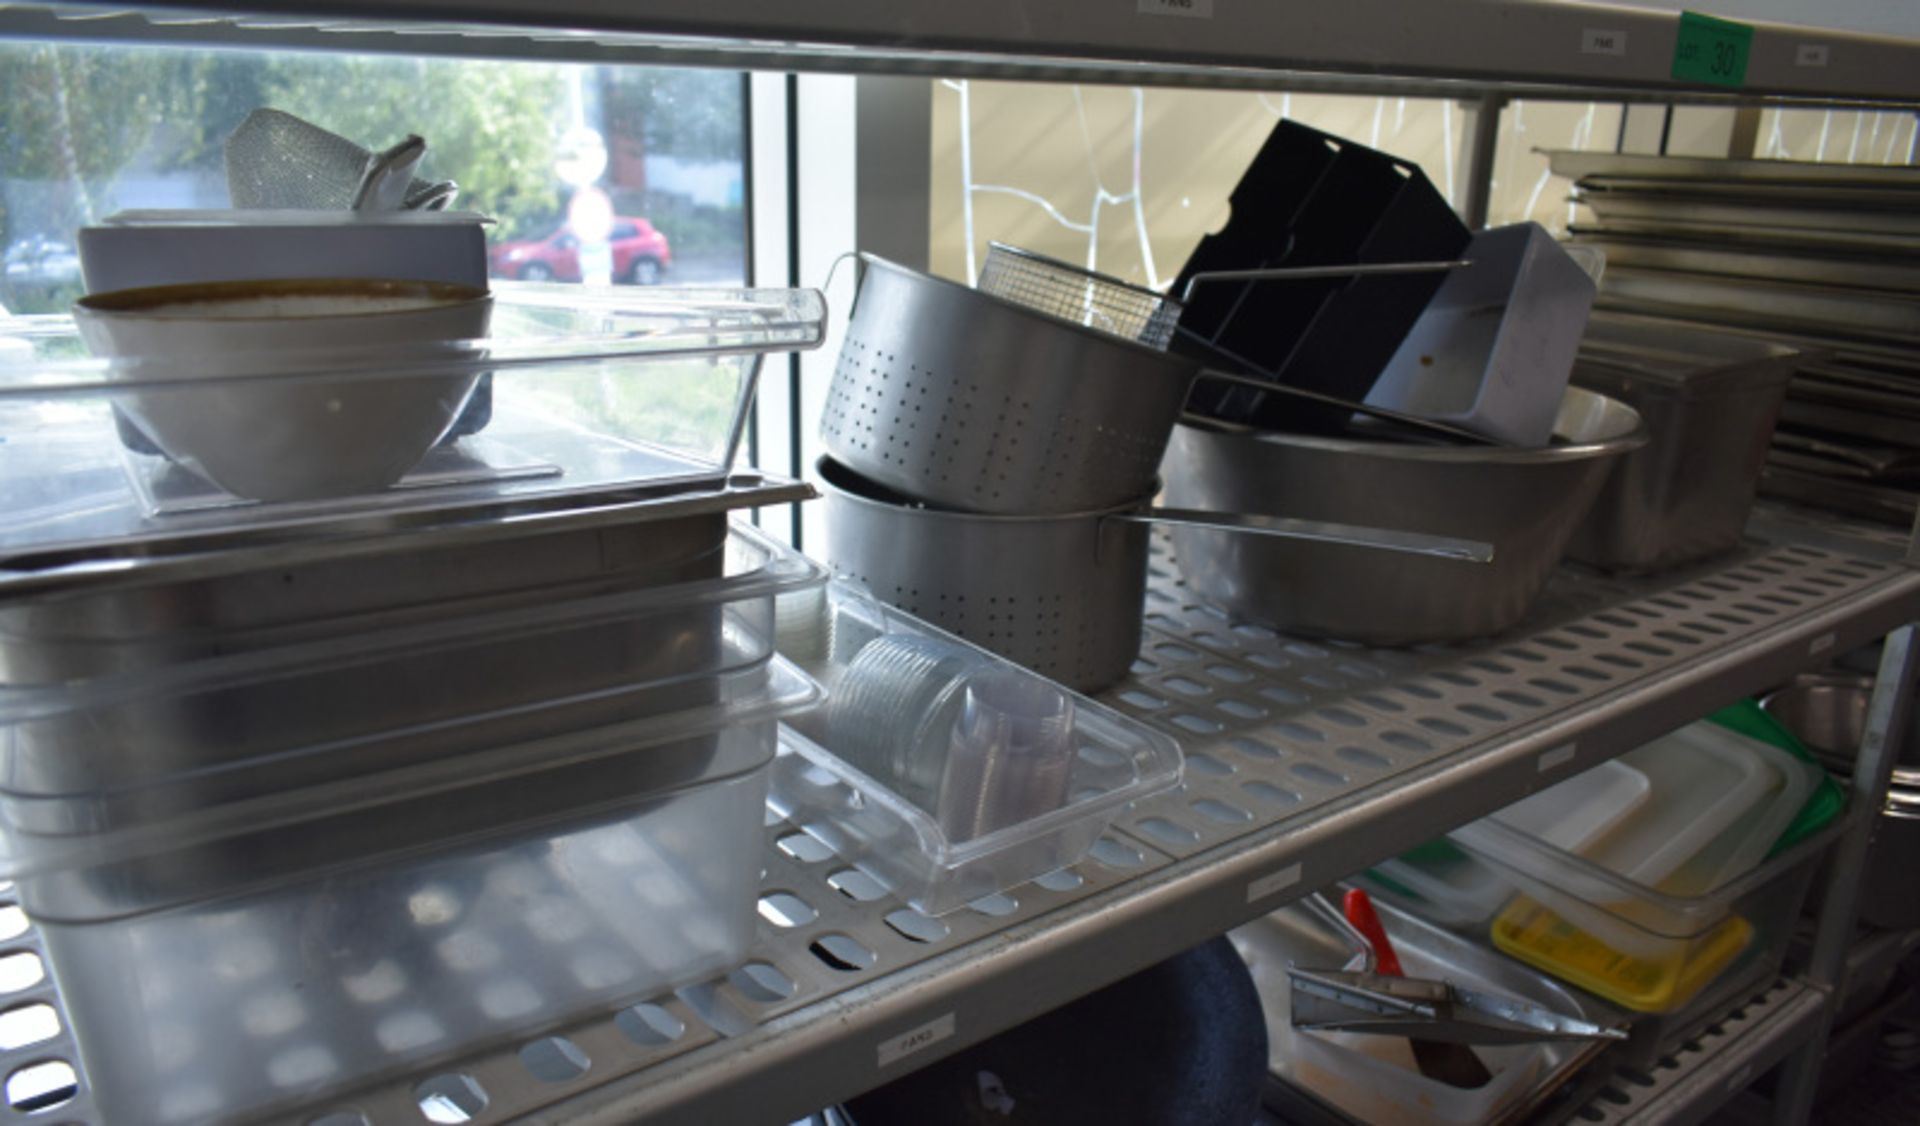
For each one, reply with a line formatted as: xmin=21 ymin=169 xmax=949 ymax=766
xmin=225 ymin=108 xmax=457 ymax=211
xmin=820 ymin=254 xmax=1491 ymax=518
xmin=821 ymin=253 xmax=1199 ymax=517
xmin=975 ymin=243 xmax=1183 ymax=351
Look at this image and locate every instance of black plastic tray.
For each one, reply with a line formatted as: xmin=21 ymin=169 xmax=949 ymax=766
xmin=1173 ymin=119 xmax=1469 ymax=433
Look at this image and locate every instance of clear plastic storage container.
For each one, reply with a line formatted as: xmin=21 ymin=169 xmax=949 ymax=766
xmin=0 ymin=523 xmax=826 ymax=839
xmin=0 ymin=283 xmax=825 ymax=557
xmin=39 ymin=741 xmax=785 ymax=1126
xmin=1359 ymin=759 xmax=1652 ymax=929
xmin=1451 ymin=812 xmax=1844 ymax=1030
xmin=769 ymin=582 xmax=1182 ymax=914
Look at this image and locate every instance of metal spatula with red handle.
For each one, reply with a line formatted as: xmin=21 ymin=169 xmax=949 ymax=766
xmin=1340 ymin=887 xmax=1496 ymax=1089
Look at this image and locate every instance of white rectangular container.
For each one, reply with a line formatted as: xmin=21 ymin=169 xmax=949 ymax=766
xmin=77 ymin=209 xmax=492 ymax=291
xmin=1364 ymin=222 xmax=1597 ymax=447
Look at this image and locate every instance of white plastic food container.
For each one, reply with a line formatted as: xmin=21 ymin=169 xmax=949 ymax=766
xmin=77 ymin=209 xmax=492 ymax=292
xmin=1365 ymin=222 xmax=1597 ymax=447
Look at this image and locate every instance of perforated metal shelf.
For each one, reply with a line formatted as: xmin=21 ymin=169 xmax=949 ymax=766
xmin=4 ymin=515 xmax=1917 ymax=1125
xmin=1566 ymin=978 xmax=1829 ymax=1125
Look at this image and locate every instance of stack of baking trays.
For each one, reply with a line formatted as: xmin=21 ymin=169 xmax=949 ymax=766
xmin=0 ymin=283 xmax=833 ymax=1124
xmin=1552 ymin=150 xmax=1920 ymax=526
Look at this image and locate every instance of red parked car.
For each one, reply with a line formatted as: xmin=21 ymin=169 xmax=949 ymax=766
xmin=488 ymin=217 xmax=672 ymax=284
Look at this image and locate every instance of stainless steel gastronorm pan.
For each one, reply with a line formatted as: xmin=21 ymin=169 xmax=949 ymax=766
xmin=1566 ymin=314 xmax=1801 ymax=572
xmin=0 ymin=521 xmax=824 ymax=834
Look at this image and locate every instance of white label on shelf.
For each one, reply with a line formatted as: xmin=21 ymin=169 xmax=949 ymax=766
xmin=1796 ymin=44 xmax=1830 ymax=67
xmin=1581 ymin=29 xmax=1628 ymax=56
xmin=1139 ymin=0 xmax=1214 ymax=19
xmin=1810 ymin=632 xmax=1837 ymax=655
xmin=878 ymin=1013 xmax=955 ymax=1068
xmin=1247 ymin=862 xmax=1302 ymax=903
xmin=1538 ymin=743 xmax=1577 ymax=772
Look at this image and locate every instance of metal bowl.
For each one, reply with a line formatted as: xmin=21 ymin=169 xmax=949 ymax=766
xmin=1760 ymin=673 xmax=1920 ymax=776
xmin=1762 ymin=672 xmax=1920 ymax=930
xmin=1160 ymin=386 xmax=1647 ymax=645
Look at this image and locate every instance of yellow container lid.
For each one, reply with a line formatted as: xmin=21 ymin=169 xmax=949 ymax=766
xmin=1490 ymin=895 xmax=1752 ymax=1012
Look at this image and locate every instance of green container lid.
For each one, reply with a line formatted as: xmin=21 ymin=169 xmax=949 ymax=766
xmin=1708 ymin=698 xmax=1846 ymax=854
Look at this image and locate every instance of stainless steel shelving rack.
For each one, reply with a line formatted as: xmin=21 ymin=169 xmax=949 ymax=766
xmin=1 ymin=4 xmax=1918 ymax=1124
xmin=1 ymin=510 xmax=1914 ymax=1126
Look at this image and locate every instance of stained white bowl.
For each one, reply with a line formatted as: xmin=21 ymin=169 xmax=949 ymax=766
xmin=74 ymin=278 xmax=492 ymax=502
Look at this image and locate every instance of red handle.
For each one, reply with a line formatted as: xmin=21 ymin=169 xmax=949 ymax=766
xmin=1343 ymin=888 xmax=1404 ymax=977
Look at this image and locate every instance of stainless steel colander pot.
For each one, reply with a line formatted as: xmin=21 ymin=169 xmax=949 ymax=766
xmin=818 ymin=457 xmax=1489 ymax=692
xmin=821 ymin=254 xmax=1487 ymax=519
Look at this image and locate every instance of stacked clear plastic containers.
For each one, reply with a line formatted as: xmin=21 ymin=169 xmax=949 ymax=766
xmin=1361 ymin=719 xmax=1843 ymax=1064
xmin=0 ymin=284 xmax=831 ymax=1123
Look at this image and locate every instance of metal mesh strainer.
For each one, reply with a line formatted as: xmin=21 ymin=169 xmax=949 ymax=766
xmin=225 ymin=108 xmax=457 ymax=211
xmin=976 ymin=242 xmax=1183 ymax=351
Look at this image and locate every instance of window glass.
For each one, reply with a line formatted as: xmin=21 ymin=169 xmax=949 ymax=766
xmin=0 ymin=43 xmax=748 ymax=313
xmin=1487 ymin=100 xmax=1626 ymax=234
xmin=928 ymin=82 xmax=1470 ymax=287
xmin=1756 ymin=107 xmax=1917 ymax=163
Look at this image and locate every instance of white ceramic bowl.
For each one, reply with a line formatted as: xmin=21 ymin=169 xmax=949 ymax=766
xmin=74 ymin=278 xmax=492 ymax=502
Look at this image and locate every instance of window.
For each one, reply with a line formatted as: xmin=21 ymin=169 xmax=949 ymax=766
xmin=0 ymin=43 xmax=749 ymax=312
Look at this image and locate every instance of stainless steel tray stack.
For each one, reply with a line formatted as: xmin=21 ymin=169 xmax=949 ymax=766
xmin=1549 ymin=151 xmax=1920 ymax=526
xmin=0 ymin=286 xmax=838 ymax=1124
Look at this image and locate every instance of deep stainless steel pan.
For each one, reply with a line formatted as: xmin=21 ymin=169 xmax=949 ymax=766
xmin=1548 ymin=150 xmax=1920 ymax=190
xmin=1162 ymin=386 xmax=1646 ymax=644
xmin=1602 ymin=265 xmax=1920 ymax=337
xmin=1578 ymin=191 xmax=1920 ymax=239
xmin=1570 ymin=219 xmax=1920 ymax=255
xmin=0 ymin=522 xmax=821 ymax=835
xmin=1576 ymin=177 xmax=1920 ymax=209
xmin=0 ymin=475 xmax=809 ymax=685
xmin=1565 ymin=316 xmax=1800 ymax=572
xmin=1570 ymin=233 xmax=1920 ymax=294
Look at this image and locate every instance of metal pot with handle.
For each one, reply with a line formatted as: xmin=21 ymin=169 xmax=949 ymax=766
xmin=818 ymin=456 xmax=1489 ymax=693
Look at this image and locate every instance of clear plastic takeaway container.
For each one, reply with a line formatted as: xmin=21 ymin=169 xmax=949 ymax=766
xmin=768 ymin=581 xmax=1183 ymax=914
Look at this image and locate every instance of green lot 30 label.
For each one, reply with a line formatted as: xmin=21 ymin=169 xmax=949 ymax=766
xmin=1672 ymin=11 xmax=1754 ymax=87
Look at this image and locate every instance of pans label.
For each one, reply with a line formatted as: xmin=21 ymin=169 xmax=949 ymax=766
xmin=878 ymin=1012 xmax=956 ymax=1067
xmin=1581 ymin=29 xmax=1628 ymax=56
xmin=1538 ymin=743 xmax=1578 ymax=772
xmin=1139 ymin=0 xmax=1214 ymax=19
xmin=1247 ymin=862 xmax=1302 ymax=903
